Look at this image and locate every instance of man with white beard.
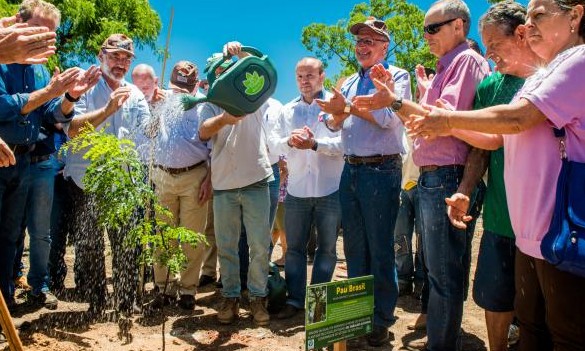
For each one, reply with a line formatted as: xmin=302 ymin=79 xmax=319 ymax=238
xmin=61 ymin=33 xmax=150 ymax=317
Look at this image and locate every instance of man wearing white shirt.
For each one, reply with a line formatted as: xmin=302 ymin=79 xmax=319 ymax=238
xmin=268 ymin=57 xmax=344 ymax=319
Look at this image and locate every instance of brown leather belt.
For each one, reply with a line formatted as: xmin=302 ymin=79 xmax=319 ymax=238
xmin=30 ymin=154 xmax=51 ymax=164
xmin=419 ymin=164 xmax=465 ymax=173
xmin=7 ymin=143 xmax=35 ymax=155
xmin=154 ymin=160 xmax=206 ymax=175
xmin=344 ymin=154 xmax=400 ymax=165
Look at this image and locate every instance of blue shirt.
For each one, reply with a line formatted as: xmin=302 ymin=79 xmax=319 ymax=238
xmin=338 ymin=61 xmax=411 ymax=156
xmin=151 ymin=92 xmax=210 ymax=168
xmin=64 ymin=78 xmax=150 ymax=189
xmin=0 ymin=64 xmax=71 ymax=145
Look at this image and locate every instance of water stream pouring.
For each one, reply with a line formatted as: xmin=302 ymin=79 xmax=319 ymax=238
xmin=181 ymin=46 xmax=277 ymax=116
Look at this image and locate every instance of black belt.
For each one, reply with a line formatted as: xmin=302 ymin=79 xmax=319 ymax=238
xmin=419 ymin=164 xmax=465 ymax=173
xmin=7 ymin=143 xmax=35 ymax=155
xmin=30 ymin=154 xmax=51 ymax=164
xmin=343 ymin=154 xmax=400 ymax=165
xmin=154 ymin=160 xmax=206 ymax=175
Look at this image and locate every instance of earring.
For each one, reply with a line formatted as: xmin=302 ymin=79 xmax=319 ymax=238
xmin=571 ymin=25 xmax=575 ymax=33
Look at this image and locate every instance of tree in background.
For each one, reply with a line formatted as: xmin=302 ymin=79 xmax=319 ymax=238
xmin=302 ymin=0 xmax=435 ymax=87
xmin=0 ymin=0 xmax=161 ymax=69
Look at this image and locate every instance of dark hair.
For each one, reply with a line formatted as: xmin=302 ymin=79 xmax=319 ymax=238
xmin=479 ymin=0 xmax=526 ymax=36
xmin=466 ymin=38 xmax=483 ymax=56
xmin=554 ymin=0 xmax=585 ymax=38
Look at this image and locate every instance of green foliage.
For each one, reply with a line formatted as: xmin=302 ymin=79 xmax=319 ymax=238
xmin=1 ymin=0 xmax=162 ymax=70
xmin=63 ymin=125 xmax=206 ymax=274
xmin=301 ymin=0 xmax=436 ymax=85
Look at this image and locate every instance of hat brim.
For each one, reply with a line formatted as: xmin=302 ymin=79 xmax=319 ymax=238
xmin=102 ymin=47 xmax=136 ymax=58
xmin=349 ymin=23 xmax=390 ymax=41
xmin=169 ymin=81 xmax=196 ymax=94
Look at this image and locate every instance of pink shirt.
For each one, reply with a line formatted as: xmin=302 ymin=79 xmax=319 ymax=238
xmin=414 ymin=42 xmax=490 ymax=166
xmin=504 ymin=45 xmax=585 ymax=259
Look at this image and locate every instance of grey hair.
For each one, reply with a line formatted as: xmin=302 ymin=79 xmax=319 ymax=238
xmin=132 ymin=64 xmax=157 ymax=78
xmin=554 ymin=0 xmax=585 ymax=38
xmin=479 ymin=1 xmax=526 ymax=37
xmin=431 ymin=0 xmax=471 ymax=35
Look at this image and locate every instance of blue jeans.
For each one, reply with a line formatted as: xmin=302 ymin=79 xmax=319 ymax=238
xmin=418 ymin=166 xmax=468 ymax=351
xmin=48 ymin=171 xmax=70 ymax=290
xmin=340 ymin=157 xmax=402 ymax=328
xmin=393 ymin=186 xmax=425 ymax=286
xmin=0 ymin=154 xmax=31 ymax=304
xmin=284 ymin=192 xmax=340 ymax=308
xmin=214 ymin=178 xmax=271 ymax=298
xmin=18 ymin=157 xmax=59 ymax=293
xmin=239 ymin=163 xmax=280 ymax=285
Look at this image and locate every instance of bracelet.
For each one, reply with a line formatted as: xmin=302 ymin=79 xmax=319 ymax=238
xmin=65 ymin=92 xmax=80 ymax=103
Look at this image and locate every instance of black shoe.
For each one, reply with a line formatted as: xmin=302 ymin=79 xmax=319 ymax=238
xmin=277 ymin=304 xmax=301 ymax=319
xmin=198 ymin=275 xmax=217 ymax=288
xmin=368 ymin=325 xmax=389 ymax=347
xmin=151 ymin=294 xmax=176 ymax=309
xmin=29 ymin=290 xmax=58 ymax=310
xmin=178 ymin=294 xmax=196 ymax=310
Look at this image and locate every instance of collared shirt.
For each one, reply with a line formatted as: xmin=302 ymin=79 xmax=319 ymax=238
xmin=198 ymin=100 xmax=274 ymax=191
xmin=0 ymin=63 xmax=71 ymax=145
xmin=149 ymin=91 xmax=210 ymax=168
xmin=263 ymin=98 xmax=283 ymax=165
xmin=338 ymin=61 xmax=411 ymax=156
xmin=414 ymin=42 xmax=490 ymax=167
xmin=64 ymin=77 xmax=151 ymax=189
xmin=269 ymin=91 xmax=344 ymax=198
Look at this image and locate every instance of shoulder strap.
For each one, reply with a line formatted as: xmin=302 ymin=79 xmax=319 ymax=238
xmin=552 ymin=127 xmax=567 ymax=159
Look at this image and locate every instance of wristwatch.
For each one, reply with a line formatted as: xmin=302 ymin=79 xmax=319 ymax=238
xmin=311 ymin=140 xmax=319 ymax=151
xmin=65 ymin=92 xmax=80 ymax=103
xmin=390 ymin=98 xmax=403 ymax=112
xmin=343 ymin=100 xmax=352 ymax=114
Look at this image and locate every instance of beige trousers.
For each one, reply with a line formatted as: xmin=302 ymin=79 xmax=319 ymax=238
xmin=200 ymin=197 xmax=218 ymax=277
xmin=152 ymin=164 xmax=208 ymax=296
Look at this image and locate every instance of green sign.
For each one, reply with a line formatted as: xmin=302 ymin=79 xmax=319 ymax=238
xmin=305 ymin=275 xmax=374 ymax=350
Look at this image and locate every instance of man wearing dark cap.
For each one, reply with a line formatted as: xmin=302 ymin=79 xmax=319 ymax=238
xmin=316 ymin=16 xmax=412 ymax=346
xmin=59 ymin=33 xmax=151 ymax=317
xmin=148 ymin=60 xmax=212 ymax=310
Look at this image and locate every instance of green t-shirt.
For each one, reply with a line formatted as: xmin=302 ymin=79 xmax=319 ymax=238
xmin=473 ymin=72 xmax=525 ymax=238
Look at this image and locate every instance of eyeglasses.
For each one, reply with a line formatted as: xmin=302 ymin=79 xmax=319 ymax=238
xmin=106 ymin=53 xmax=133 ymax=64
xmin=354 ymin=38 xmax=388 ymax=46
xmin=423 ymin=18 xmax=462 ymax=35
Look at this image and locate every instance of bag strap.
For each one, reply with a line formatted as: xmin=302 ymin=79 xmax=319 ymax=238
xmin=552 ymin=127 xmax=567 ymax=160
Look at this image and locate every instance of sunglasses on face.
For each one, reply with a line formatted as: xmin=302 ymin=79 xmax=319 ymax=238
xmin=354 ymin=38 xmax=388 ymax=46
xmin=423 ymin=18 xmax=461 ymax=35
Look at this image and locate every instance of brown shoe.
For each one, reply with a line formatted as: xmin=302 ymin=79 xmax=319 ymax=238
xmin=249 ymin=297 xmax=270 ymax=326
xmin=407 ymin=313 xmax=427 ymax=331
xmin=217 ymin=297 xmax=239 ymax=324
xmin=14 ymin=276 xmax=31 ymax=291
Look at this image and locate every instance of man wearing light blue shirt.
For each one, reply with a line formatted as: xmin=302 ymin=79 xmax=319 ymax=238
xmin=148 ymin=61 xmax=211 ymax=311
xmin=269 ymin=57 xmax=343 ymax=320
xmin=61 ymin=34 xmax=151 ymax=316
xmin=316 ymin=17 xmax=412 ymax=346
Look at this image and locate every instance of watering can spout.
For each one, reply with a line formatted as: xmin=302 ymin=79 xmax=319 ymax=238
xmin=181 ymin=94 xmax=206 ymax=111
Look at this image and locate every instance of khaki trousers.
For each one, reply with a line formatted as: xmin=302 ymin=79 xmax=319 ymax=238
xmin=152 ymin=164 xmax=208 ymax=295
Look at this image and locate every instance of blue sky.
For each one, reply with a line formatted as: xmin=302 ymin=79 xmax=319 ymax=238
xmin=132 ymin=0 xmax=526 ymax=102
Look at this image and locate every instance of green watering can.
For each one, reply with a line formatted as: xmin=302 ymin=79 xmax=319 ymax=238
xmin=181 ymin=46 xmax=277 ymax=116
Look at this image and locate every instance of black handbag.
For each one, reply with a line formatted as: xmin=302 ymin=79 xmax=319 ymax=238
xmin=540 ymin=127 xmax=585 ymax=277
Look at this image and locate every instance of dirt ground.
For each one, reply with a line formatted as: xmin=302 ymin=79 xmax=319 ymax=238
xmin=4 ymin=220 xmax=489 ymax=351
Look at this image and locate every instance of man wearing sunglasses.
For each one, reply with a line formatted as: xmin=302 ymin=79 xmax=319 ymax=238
xmin=316 ymin=16 xmax=412 ymax=347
